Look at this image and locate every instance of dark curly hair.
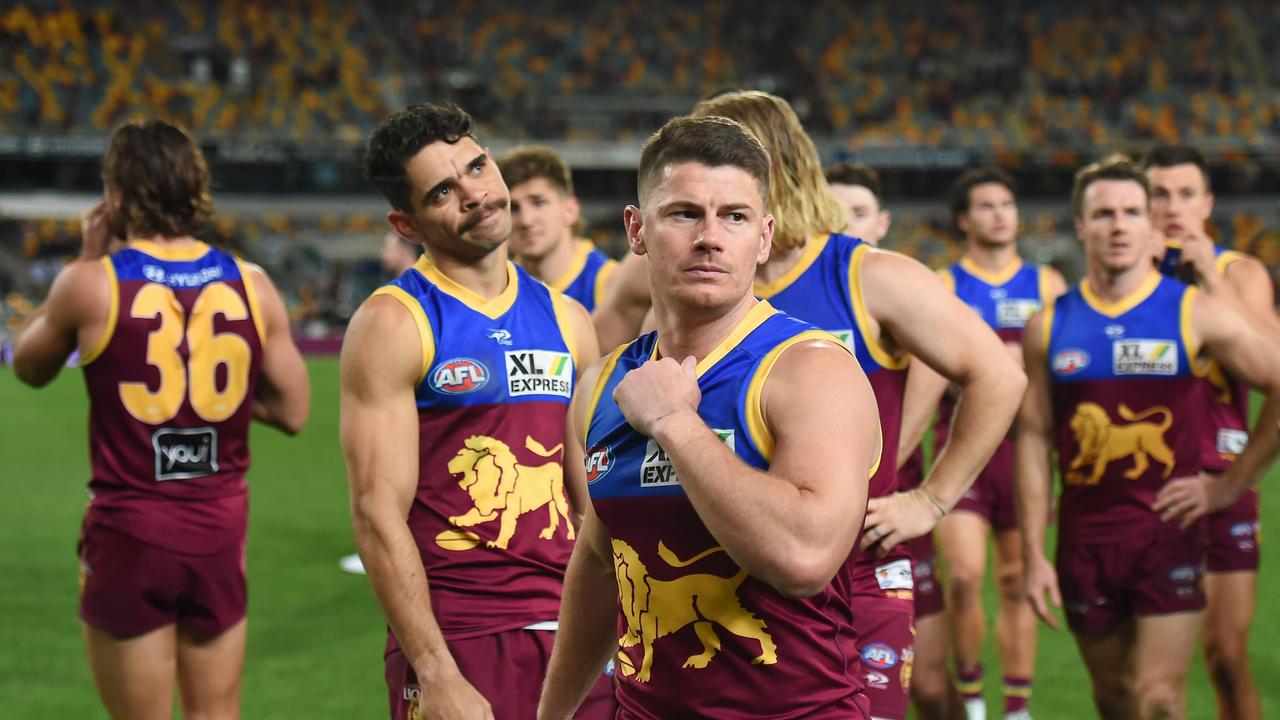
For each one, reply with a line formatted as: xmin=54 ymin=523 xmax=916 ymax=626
xmin=102 ymin=119 xmax=213 ymax=238
xmin=365 ymin=103 xmax=475 ymax=212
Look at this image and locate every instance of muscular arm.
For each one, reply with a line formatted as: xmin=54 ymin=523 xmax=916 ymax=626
xmin=244 ymin=266 xmax=310 ymax=435
xmin=862 ymin=251 xmax=1026 ymax=540
xmin=632 ymin=340 xmax=878 ymax=598
xmin=340 ymin=297 xmax=474 ymax=697
xmin=1014 ymin=311 xmax=1062 ymax=627
xmin=559 ymin=297 xmax=602 ymax=528
xmin=591 ymin=252 xmax=651 ymax=354
xmin=539 ymin=361 xmax=620 ymax=719
xmin=13 ymin=260 xmax=107 ymax=387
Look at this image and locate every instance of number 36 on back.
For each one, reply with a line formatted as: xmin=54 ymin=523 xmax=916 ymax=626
xmin=119 ymin=282 xmax=251 ymax=424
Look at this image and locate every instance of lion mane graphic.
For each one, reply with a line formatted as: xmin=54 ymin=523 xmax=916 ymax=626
xmin=1066 ymin=402 xmax=1175 ymax=486
xmin=612 ymin=539 xmax=777 ymax=683
xmin=438 ymin=435 xmax=574 ymax=550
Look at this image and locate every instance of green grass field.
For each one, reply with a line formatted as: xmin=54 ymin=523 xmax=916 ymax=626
xmin=1 ymin=357 xmax=1276 ymax=717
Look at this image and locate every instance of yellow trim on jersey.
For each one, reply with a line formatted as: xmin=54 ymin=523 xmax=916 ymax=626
xmin=1079 ymin=269 xmax=1161 ymax=318
xmin=848 ymin=243 xmax=910 ymax=370
xmin=959 ymin=256 xmax=1023 ymax=287
xmin=744 ymin=329 xmax=851 ymax=461
xmin=549 ymin=291 xmax=582 ymax=371
xmin=695 ymin=300 xmax=777 ymax=377
xmin=1037 ymin=265 xmax=1054 ymax=305
xmin=126 ymin=239 xmax=212 ymax=261
xmin=1181 ymin=286 xmax=1206 ymax=376
xmin=583 ymin=343 xmax=628 ymax=446
xmin=547 ymin=240 xmax=595 ymax=293
xmin=412 ymin=255 xmax=519 ymax=319
xmin=80 ymin=257 xmax=119 ymax=366
xmin=935 ymin=266 xmax=955 ymax=293
xmin=1215 ymin=249 xmax=1247 ymax=275
xmin=234 ymin=258 xmax=268 ymax=347
xmin=371 ymin=286 xmax=436 ymax=383
xmin=1040 ymin=299 xmax=1055 ymax=354
xmin=753 ymin=233 xmax=830 ymax=298
xmin=593 ymin=257 xmax=619 ymax=308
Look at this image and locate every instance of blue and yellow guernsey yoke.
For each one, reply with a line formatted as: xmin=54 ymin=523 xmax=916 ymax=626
xmin=1044 ymin=271 xmax=1208 ymax=543
xmin=940 ymin=257 xmax=1054 ymax=344
xmin=582 ymin=301 xmax=870 ymax=719
xmin=543 ymin=239 xmax=618 ymax=312
xmin=371 ymin=254 xmax=587 ymax=646
xmin=1158 ymin=240 xmax=1252 ymax=471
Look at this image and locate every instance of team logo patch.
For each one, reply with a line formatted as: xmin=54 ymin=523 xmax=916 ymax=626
xmin=487 ymin=328 xmax=513 ymax=346
xmin=1216 ymin=428 xmax=1248 ymax=456
xmin=585 ymin=446 xmax=613 ymax=483
xmin=640 ymin=431 xmax=734 ymax=488
xmin=995 ymin=298 xmax=1040 ymax=328
xmin=1105 ymin=324 xmax=1126 ymax=339
xmin=1113 ymin=339 xmax=1178 ymax=376
xmin=864 ymin=670 xmax=890 ymax=690
xmin=875 ymin=559 xmax=914 ymax=591
xmin=861 ymin=643 xmax=898 ymax=669
xmin=431 ymin=358 xmax=489 ymax=394
xmin=1052 ymin=348 xmax=1090 ymax=375
xmin=505 ymin=350 xmax=573 ymax=398
xmin=152 ymin=427 xmax=219 ymax=481
xmin=1168 ymin=565 xmax=1198 ymax=583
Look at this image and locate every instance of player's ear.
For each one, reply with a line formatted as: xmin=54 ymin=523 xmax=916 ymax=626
xmin=624 ymin=205 xmax=647 ymax=256
xmin=387 ymin=210 xmax=424 ymax=247
xmin=564 ymin=194 xmax=581 ymax=226
xmin=757 ymin=214 xmax=774 ymax=265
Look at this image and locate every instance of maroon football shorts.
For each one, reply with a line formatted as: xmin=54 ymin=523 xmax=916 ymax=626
xmin=1205 ymin=486 xmax=1260 ymax=573
xmin=385 ymin=628 xmax=616 ymax=720
xmin=851 ymin=559 xmax=916 ymax=720
xmin=1056 ymin=524 xmax=1207 ymax=636
xmin=906 ymin=533 xmax=945 ymax=618
xmin=78 ymin=519 xmax=246 ymax=638
xmin=951 ymin=440 xmax=1018 ymax=530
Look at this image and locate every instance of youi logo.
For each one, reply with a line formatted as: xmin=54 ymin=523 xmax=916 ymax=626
xmin=431 ymin=358 xmax=489 ymax=394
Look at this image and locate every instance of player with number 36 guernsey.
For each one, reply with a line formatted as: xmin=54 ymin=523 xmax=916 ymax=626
xmin=12 ymin=119 xmax=311 ymax=720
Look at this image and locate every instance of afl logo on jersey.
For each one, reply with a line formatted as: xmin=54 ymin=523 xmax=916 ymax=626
xmin=584 ymin=446 xmax=613 ymax=483
xmin=861 ymin=643 xmax=899 ymax=669
xmin=431 ymin=358 xmax=490 ymax=394
xmin=1052 ymin=348 xmax=1090 ymax=375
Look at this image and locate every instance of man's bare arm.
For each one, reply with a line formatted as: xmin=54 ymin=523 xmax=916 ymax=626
xmin=13 ymin=260 xmax=107 ymax=387
xmin=557 ymin=296 xmax=602 ymax=528
xmin=897 ymin=358 xmax=949 ymax=468
xmin=539 ymin=362 xmax=619 ymax=719
xmin=861 ymin=251 xmax=1026 ymax=549
xmin=1013 ymin=311 xmax=1062 ymax=628
xmin=340 ymin=296 xmax=490 ymax=715
xmin=243 ymin=266 xmax=310 ymax=435
xmin=621 ymin=340 xmax=878 ymax=598
xmin=591 ymin=252 xmax=651 ymax=354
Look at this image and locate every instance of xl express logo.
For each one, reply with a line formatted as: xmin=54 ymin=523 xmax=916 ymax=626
xmin=641 ymin=430 xmax=734 ymax=488
xmin=505 ymin=350 xmax=573 ymax=398
xmin=1113 ymin=339 xmax=1178 ymax=376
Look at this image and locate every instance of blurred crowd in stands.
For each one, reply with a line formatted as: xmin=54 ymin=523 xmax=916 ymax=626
xmin=3 ymin=1 xmax=1280 ymax=149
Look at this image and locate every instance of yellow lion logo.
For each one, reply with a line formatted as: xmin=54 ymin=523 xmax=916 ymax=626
xmin=439 ymin=435 xmax=574 ymax=550
xmin=1066 ymin=402 xmax=1175 ymax=486
xmin=612 ymin=539 xmax=776 ymax=683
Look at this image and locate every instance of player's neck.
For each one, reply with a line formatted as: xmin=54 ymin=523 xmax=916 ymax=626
xmin=963 ymin=239 xmax=1018 ymax=272
xmin=1086 ymin=260 xmax=1153 ymax=302
xmin=127 ymin=233 xmax=199 ymax=246
xmin=518 ymin=234 xmax=578 ymax=284
xmin=653 ymin=293 xmax=758 ymax=366
xmin=425 ymin=246 xmax=511 ymax=299
xmin=756 ymin=242 xmax=806 ymax=285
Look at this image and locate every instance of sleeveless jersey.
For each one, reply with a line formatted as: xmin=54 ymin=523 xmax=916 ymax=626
xmin=82 ymin=240 xmax=264 ymax=554
xmin=376 ymin=255 xmax=584 ymax=643
xmin=1045 ymin=272 xmax=1207 ymax=541
xmin=1158 ymin=242 xmax=1251 ymax=472
xmin=544 ymin=239 xmax=618 ymax=313
xmin=585 ymin=301 xmax=868 ymax=719
xmin=935 ymin=257 xmax=1054 ymax=451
